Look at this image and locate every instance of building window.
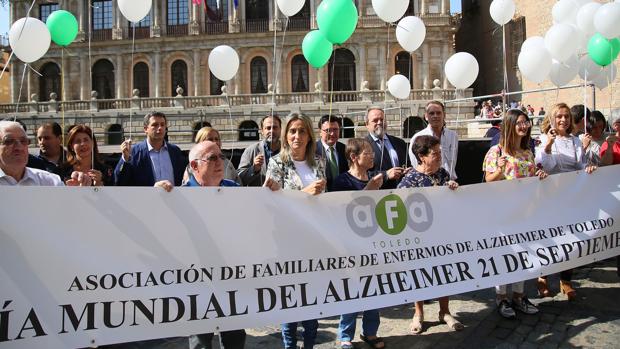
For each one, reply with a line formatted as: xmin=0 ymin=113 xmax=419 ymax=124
xmin=39 ymin=3 xmax=59 ymax=23
xmin=171 ymin=60 xmax=188 ymax=96
xmin=342 ymin=117 xmax=355 ymax=138
xmin=92 ymin=59 xmax=115 ymax=99
xmin=395 ymin=51 xmax=413 ymax=88
xmin=206 ymin=0 xmax=228 ymax=22
xmin=291 ymin=55 xmax=309 ymax=92
xmin=328 ymin=48 xmax=356 ymax=91
xmin=245 ymin=0 xmax=269 ymax=32
xmin=238 ymin=120 xmax=259 ymax=141
xmin=210 ymin=71 xmax=224 ymax=95
xmin=106 ymin=124 xmax=124 ymax=145
xmin=92 ymin=0 xmax=113 ymax=30
xmin=133 ymin=62 xmax=150 ymax=97
xmin=250 ymin=57 xmax=268 ymax=94
xmin=39 ymin=62 xmax=61 ymax=101
xmin=167 ymin=0 xmax=189 ymax=25
xmin=193 ymin=121 xmax=212 ymax=140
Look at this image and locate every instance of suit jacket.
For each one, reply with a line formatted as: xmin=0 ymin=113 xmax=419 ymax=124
xmin=237 ymin=140 xmax=277 ymax=187
xmin=315 ymin=140 xmax=348 ymax=191
xmin=114 ymin=140 xmax=187 ymax=186
xmin=366 ymin=134 xmax=409 ymax=189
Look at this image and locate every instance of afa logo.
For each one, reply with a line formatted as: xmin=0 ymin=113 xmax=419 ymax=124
xmin=346 ymin=193 xmax=433 ymax=237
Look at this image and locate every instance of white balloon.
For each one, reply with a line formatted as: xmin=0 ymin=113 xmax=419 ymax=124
xmin=208 ymin=45 xmax=240 ymax=81
xmin=277 ymin=0 xmax=305 ymax=17
xmin=521 ymin=36 xmax=545 ymax=52
xmin=387 ymin=74 xmax=411 ymax=99
xmin=578 ymin=55 xmax=603 ymax=82
xmin=518 ymin=48 xmax=552 ymax=84
xmin=489 ymin=0 xmax=516 ymax=26
xmin=544 ymin=24 xmax=578 ymax=62
xmin=549 ymin=56 xmax=579 ymax=87
xmin=592 ymin=63 xmax=618 ymax=89
xmin=372 ymin=0 xmax=409 ymax=23
xmin=396 ymin=16 xmax=426 ymax=52
xmin=571 ymin=25 xmax=588 ymax=55
xmin=9 ymin=17 xmax=50 ymax=63
xmin=552 ymin=0 xmax=579 ymax=24
xmin=444 ymin=52 xmax=479 ymax=89
xmin=594 ymin=2 xmax=620 ymax=39
xmin=576 ymin=2 xmax=601 ymax=36
xmin=118 ymin=0 xmax=152 ymax=23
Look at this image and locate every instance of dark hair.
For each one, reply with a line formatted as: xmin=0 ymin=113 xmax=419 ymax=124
xmin=570 ymin=104 xmax=590 ymax=124
xmin=499 ymin=108 xmax=531 ymax=155
xmin=318 ymin=115 xmax=342 ymax=129
xmin=491 ymin=119 xmax=502 ymax=127
xmin=425 ymin=100 xmax=446 ymax=112
xmin=587 ymin=110 xmax=606 ymax=134
xmin=38 ymin=122 xmax=62 ymax=137
xmin=260 ymin=114 xmax=281 ymax=129
xmin=345 ymin=138 xmax=372 ymax=166
xmin=65 ymin=124 xmax=101 ymax=166
xmin=144 ymin=111 xmax=167 ymax=126
xmin=412 ymin=135 xmax=440 ymax=165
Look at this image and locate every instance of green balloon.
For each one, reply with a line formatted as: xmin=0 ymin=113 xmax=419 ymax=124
xmin=588 ymin=33 xmax=617 ymax=67
xmin=302 ymin=30 xmax=333 ymax=69
xmin=316 ymin=0 xmax=358 ymax=45
xmin=46 ymin=10 xmax=78 ymax=47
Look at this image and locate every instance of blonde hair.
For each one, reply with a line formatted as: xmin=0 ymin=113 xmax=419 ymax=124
xmin=194 ymin=126 xmax=220 ymax=143
xmin=541 ymin=103 xmax=574 ymax=135
xmin=279 ymin=112 xmax=317 ymax=167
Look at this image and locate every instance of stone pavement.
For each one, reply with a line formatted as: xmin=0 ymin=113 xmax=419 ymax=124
xmin=129 ymin=258 xmax=620 ymax=349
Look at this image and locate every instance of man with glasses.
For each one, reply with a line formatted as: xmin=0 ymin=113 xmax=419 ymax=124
xmin=0 ymin=120 xmax=88 ymax=186
xmin=115 ymin=112 xmax=187 ymax=187
xmin=238 ymin=114 xmax=281 ymax=186
xmin=316 ymin=115 xmax=348 ymax=191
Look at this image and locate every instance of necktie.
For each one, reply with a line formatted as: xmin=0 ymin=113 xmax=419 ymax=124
xmin=328 ymin=146 xmax=339 ymax=178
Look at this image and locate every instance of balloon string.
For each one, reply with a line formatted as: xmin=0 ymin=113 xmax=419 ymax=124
xmin=270 ymin=8 xmax=278 ymax=112
xmin=129 ymin=20 xmax=136 ymax=141
xmin=15 ymin=63 xmax=27 ymax=115
xmin=61 ymin=48 xmax=68 ymax=164
xmin=88 ymin=0 xmax=94 ymax=148
xmin=0 ymin=51 xmax=13 ymax=82
xmin=328 ymin=47 xmax=336 ymax=121
xmin=270 ymin=16 xmax=289 ymax=114
xmin=223 ymin=83 xmax=236 ymax=167
xmin=450 ymin=88 xmax=459 ymax=180
xmin=502 ymin=24 xmax=508 ymax=117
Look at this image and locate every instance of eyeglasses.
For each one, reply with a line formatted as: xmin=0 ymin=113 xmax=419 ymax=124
xmin=196 ymin=154 xmax=225 ymax=162
xmin=1 ymin=137 xmax=30 ymax=147
xmin=321 ymin=128 xmax=340 ymax=134
xmin=516 ymin=121 xmax=531 ymax=127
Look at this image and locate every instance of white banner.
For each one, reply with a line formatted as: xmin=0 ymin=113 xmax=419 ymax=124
xmin=0 ymin=166 xmax=619 ymax=348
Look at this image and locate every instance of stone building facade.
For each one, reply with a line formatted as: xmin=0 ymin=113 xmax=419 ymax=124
xmin=6 ymin=0 xmax=473 ymax=146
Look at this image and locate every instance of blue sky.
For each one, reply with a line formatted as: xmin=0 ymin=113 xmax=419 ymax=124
xmin=0 ymin=1 xmax=462 ymax=34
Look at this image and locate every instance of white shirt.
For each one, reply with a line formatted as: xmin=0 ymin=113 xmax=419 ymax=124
xmin=368 ymin=134 xmax=400 ymax=167
xmin=0 ymin=167 xmax=64 ymax=186
xmin=535 ymin=134 xmax=585 ymax=175
xmin=293 ymin=160 xmax=317 ymax=188
xmin=321 ymin=140 xmax=340 ymax=167
xmin=409 ymin=126 xmax=459 ymax=180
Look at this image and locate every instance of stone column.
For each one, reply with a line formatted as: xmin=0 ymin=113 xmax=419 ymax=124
xmin=80 ymin=55 xmax=89 ymax=100
xmin=442 ymin=42 xmax=451 ymax=88
xmin=359 ymin=44 xmax=367 ymax=89
xmin=420 ymin=0 xmax=427 ymax=15
xmin=190 ymin=1 xmax=200 ymax=35
xmin=310 ymin=0 xmax=317 ymax=29
xmin=441 ymin=0 xmax=449 ymax=15
xmin=62 ymin=55 xmax=70 ymax=100
xmin=27 ymin=64 xmax=35 ymax=102
xmin=422 ymin=43 xmax=430 ymax=89
xmin=379 ymin=44 xmax=386 ymax=90
xmin=268 ymin=0 xmax=275 ymax=31
xmin=154 ymin=51 xmax=161 ymax=97
xmin=414 ymin=52 xmax=422 ymax=89
xmin=112 ymin=0 xmax=123 ymax=39
xmin=116 ymin=54 xmax=124 ymax=98
xmin=152 ymin=0 xmax=162 ymax=37
xmin=193 ymin=49 xmax=201 ymax=96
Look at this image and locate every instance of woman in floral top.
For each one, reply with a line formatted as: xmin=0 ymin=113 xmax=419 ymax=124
xmin=397 ymin=135 xmax=460 ymax=335
xmin=483 ymin=108 xmax=548 ymax=319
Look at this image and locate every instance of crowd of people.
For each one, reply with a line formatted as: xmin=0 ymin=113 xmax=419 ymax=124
xmin=1 ymin=99 xmax=619 ymax=349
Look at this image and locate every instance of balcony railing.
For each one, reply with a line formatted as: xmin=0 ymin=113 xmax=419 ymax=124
xmin=244 ymin=19 xmax=269 ymax=33
xmin=167 ymin=24 xmax=188 ymax=36
xmin=91 ymin=29 xmax=112 ymax=41
xmin=286 ymin=17 xmax=310 ymax=31
xmin=358 ymin=16 xmax=386 ymax=28
xmin=205 ymin=21 xmax=229 ymax=34
xmin=0 ymin=89 xmax=473 ymax=115
xmin=128 ymin=26 xmax=151 ymax=39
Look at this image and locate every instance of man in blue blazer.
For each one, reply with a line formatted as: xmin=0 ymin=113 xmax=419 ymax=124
xmin=114 ymin=112 xmax=187 ymax=187
xmin=315 ymin=115 xmax=348 ymax=191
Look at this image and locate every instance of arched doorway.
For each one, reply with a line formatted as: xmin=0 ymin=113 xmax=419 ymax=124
xmin=328 ymin=48 xmax=356 ymax=91
xmin=106 ymin=124 xmax=124 ymax=145
xmin=193 ymin=121 xmax=212 ymax=140
xmin=395 ymin=51 xmax=413 ymax=88
xmin=133 ymin=62 xmax=150 ymax=97
xmin=403 ymin=116 xmax=426 ymax=138
xmin=250 ymin=57 xmax=268 ymax=93
xmin=238 ymin=120 xmax=259 ymax=141
xmin=92 ymin=59 xmax=115 ymax=99
xmin=291 ymin=54 xmax=309 ymax=92
xmin=341 ymin=117 xmax=355 ymax=138
xmin=39 ymin=62 xmax=61 ymax=101
xmin=171 ymin=60 xmax=188 ymax=96
xmin=209 ymin=72 xmax=224 ymax=95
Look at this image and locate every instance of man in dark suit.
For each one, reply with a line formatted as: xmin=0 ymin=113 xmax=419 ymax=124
xmin=114 ymin=112 xmax=187 ymax=187
xmin=315 ymin=115 xmax=348 ymax=191
xmin=365 ymin=107 xmax=409 ymax=189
